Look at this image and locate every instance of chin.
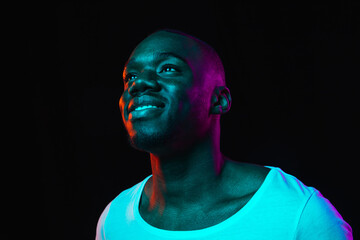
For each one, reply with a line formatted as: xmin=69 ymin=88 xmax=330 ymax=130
xmin=128 ymin=124 xmax=200 ymax=156
xmin=124 ymin=111 xmax=197 ymax=154
xmin=127 ymin=125 xmax=174 ymax=153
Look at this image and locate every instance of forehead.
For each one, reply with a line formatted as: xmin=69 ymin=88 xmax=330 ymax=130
xmin=126 ymin=32 xmax=202 ymax=67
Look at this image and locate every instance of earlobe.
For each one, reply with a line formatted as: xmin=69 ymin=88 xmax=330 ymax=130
xmin=210 ymin=86 xmax=232 ymax=115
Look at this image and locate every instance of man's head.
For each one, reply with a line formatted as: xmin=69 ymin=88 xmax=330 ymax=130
xmin=119 ymin=29 xmax=231 ymax=155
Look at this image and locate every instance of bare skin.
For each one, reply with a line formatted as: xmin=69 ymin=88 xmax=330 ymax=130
xmin=140 ymin=159 xmax=269 ymax=230
xmin=119 ymin=30 xmax=270 ymax=231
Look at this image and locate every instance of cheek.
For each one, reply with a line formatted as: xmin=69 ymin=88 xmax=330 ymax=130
xmin=167 ymin=90 xmax=208 ymax=137
xmin=187 ymin=87 xmax=211 ymax=115
xmin=119 ymin=96 xmax=137 ymax=137
xmin=119 ymin=95 xmax=126 ymax=120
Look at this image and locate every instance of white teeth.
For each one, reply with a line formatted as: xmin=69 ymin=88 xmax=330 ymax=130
xmin=134 ymin=105 xmax=159 ymax=111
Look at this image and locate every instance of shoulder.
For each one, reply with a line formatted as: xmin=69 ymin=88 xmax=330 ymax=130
xmin=265 ymin=167 xmax=352 ymax=239
xmin=224 ymin=160 xmax=315 ymax=197
xmin=95 ymin=187 xmax=135 ymax=240
xmin=224 ymin=160 xmax=317 ymax=209
xmin=95 ymin=176 xmax=151 ymax=240
xmin=263 ymin=167 xmax=353 ymax=239
xmin=223 ymin=160 xmax=316 ymax=195
xmin=265 ymin=166 xmax=317 ymax=198
xmin=95 ymin=202 xmax=111 ymax=240
xmin=295 ymin=190 xmax=353 ymax=240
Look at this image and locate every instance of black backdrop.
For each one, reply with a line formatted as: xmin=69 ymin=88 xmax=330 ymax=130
xmin=33 ymin=2 xmax=358 ymax=239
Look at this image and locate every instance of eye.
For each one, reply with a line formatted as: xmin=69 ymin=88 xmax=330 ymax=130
xmin=124 ymin=73 xmax=137 ymax=82
xmin=159 ymin=65 xmax=178 ymax=73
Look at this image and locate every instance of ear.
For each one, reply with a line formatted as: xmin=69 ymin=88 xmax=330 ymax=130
xmin=210 ymin=86 xmax=232 ymax=115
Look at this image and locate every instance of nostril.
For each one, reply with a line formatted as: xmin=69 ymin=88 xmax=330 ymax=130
xmin=128 ymin=78 xmax=161 ymax=97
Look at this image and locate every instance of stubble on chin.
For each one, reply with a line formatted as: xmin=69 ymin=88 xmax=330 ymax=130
xmin=127 ymin=124 xmax=174 ymax=153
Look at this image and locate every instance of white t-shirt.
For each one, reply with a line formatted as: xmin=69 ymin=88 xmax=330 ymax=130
xmin=96 ymin=166 xmax=353 ymax=239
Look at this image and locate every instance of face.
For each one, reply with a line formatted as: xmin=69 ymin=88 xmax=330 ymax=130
xmin=119 ymin=32 xmax=215 ymax=154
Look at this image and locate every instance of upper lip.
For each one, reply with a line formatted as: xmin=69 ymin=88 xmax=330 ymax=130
xmin=128 ymin=95 xmax=166 ymax=113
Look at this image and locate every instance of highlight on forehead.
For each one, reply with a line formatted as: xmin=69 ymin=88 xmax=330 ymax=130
xmin=124 ymin=29 xmax=226 ymax=85
xmin=155 ymin=29 xmax=226 ymax=85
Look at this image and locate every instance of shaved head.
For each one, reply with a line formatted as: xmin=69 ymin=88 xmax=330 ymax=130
xmin=120 ymin=29 xmax=231 ymax=154
xmin=154 ymin=29 xmax=225 ymax=85
xmin=128 ymin=29 xmax=226 ymax=88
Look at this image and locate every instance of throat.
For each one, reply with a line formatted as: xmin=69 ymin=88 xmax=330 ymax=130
xmin=145 ymin=148 xmax=226 ymax=212
xmin=138 ymin=161 xmax=271 ymax=231
xmin=138 ymin=183 xmax=255 ymax=231
xmin=141 ymin=172 xmax=224 ymax=214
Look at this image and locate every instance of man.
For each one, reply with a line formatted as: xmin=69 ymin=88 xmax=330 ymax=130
xmin=96 ymin=29 xmax=352 ymax=239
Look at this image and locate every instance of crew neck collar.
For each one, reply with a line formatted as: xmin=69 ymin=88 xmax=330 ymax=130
xmin=133 ymin=166 xmax=276 ymax=237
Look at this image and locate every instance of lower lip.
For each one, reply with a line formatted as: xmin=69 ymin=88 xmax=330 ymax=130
xmin=129 ymin=107 xmax=164 ymax=120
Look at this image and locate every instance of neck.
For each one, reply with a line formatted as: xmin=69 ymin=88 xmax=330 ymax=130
xmin=146 ymin=126 xmax=225 ymax=213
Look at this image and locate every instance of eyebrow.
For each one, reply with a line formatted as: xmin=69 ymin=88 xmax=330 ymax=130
xmin=125 ymin=52 xmax=188 ymax=69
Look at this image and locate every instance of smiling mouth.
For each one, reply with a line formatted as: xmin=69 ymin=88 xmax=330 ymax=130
xmin=128 ymin=100 xmax=166 ymax=114
xmin=126 ymin=95 xmax=167 ymax=121
xmin=134 ymin=105 xmax=162 ymax=111
xmin=128 ymin=104 xmax=165 ymax=121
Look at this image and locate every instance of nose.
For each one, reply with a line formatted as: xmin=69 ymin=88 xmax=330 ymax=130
xmin=128 ymin=70 xmax=160 ymax=97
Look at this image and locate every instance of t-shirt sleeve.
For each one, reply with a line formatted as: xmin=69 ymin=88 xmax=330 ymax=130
xmin=295 ymin=190 xmax=353 ymax=240
xmin=95 ymin=203 xmax=111 ymax=240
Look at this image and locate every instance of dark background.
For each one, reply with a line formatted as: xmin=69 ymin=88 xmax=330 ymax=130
xmin=32 ymin=2 xmax=358 ymax=239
